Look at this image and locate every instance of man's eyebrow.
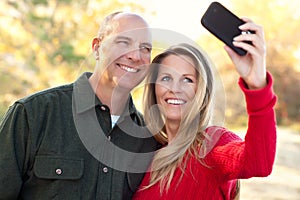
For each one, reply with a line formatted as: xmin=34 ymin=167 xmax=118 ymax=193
xmin=141 ymin=42 xmax=152 ymax=49
xmin=115 ymin=35 xmax=132 ymax=41
xmin=115 ymin=35 xmax=152 ymax=48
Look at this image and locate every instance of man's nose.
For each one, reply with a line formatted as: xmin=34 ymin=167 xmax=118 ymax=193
xmin=126 ymin=48 xmax=141 ymax=62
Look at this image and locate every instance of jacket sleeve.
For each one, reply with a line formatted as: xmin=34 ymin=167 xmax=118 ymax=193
xmin=0 ymin=102 xmax=30 ymax=199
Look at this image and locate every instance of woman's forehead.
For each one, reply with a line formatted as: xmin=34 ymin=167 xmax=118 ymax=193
xmin=158 ymin=55 xmax=196 ymax=74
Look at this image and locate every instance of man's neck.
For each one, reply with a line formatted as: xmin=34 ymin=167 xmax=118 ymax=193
xmin=88 ymin=73 xmax=129 ymax=115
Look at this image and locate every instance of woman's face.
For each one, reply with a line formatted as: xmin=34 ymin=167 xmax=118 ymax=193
xmin=155 ymin=54 xmax=197 ymax=122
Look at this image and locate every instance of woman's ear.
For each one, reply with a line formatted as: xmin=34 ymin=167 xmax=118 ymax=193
xmin=92 ymin=38 xmax=101 ymax=60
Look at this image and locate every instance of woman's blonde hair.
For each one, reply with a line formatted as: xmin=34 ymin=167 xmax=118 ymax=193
xmin=143 ymin=43 xmax=215 ymax=194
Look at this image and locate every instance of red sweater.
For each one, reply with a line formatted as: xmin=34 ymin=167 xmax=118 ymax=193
xmin=133 ymin=72 xmax=277 ymax=200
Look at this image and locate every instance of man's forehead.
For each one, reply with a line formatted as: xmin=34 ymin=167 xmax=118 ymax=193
xmin=111 ymin=14 xmax=150 ymax=33
xmin=116 ymin=27 xmax=151 ymax=37
xmin=108 ymin=27 xmax=151 ymax=44
xmin=112 ymin=13 xmax=148 ymax=26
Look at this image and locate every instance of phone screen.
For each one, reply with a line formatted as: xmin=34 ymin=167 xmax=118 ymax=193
xmin=201 ymin=2 xmax=247 ymax=56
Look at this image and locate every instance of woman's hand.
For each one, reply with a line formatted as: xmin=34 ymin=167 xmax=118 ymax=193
xmin=224 ymin=17 xmax=267 ymax=90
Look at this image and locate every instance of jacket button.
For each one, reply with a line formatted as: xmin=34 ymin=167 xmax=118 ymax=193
xmin=100 ymin=106 xmax=106 ymax=111
xmin=103 ymin=167 xmax=108 ymax=173
xmin=55 ymin=168 xmax=62 ymax=175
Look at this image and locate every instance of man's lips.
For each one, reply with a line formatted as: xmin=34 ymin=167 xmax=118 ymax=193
xmin=117 ymin=63 xmax=140 ymax=73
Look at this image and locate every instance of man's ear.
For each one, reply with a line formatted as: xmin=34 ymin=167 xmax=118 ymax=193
xmin=92 ymin=38 xmax=100 ymax=60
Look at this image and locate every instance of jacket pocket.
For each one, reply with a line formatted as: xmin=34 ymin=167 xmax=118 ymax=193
xmin=34 ymin=155 xmax=84 ymax=180
xmin=33 ymin=155 xmax=84 ymax=200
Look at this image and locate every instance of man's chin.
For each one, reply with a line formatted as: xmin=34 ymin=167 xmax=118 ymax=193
xmin=113 ymin=81 xmax=139 ymax=92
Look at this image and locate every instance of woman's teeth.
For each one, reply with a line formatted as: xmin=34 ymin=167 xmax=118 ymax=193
xmin=166 ymin=99 xmax=186 ymax=105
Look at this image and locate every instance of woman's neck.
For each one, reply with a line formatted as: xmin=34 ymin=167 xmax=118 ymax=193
xmin=165 ymin=120 xmax=180 ymax=143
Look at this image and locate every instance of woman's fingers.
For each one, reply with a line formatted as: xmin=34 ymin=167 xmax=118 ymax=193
xmin=233 ymin=22 xmax=266 ymax=56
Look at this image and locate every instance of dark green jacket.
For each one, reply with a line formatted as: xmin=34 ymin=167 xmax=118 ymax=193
xmin=0 ymin=72 xmax=159 ymax=200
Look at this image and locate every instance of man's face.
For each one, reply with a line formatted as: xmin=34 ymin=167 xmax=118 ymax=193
xmin=98 ymin=15 xmax=152 ymax=91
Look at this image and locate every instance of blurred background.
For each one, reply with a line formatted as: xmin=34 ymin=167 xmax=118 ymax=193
xmin=0 ymin=0 xmax=299 ymax=199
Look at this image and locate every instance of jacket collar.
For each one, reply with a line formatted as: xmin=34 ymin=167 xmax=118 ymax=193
xmin=72 ymin=72 xmax=137 ymax=117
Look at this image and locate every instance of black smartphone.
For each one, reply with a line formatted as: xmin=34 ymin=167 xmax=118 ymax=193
xmin=201 ymin=2 xmax=250 ymax=56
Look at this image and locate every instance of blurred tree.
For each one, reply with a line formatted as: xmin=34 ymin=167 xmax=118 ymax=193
xmin=198 ymin=0 xmax=300 ymax=126
xmin=0 ymin=0 xmax=144 ymax=118
xmin=232 ymin=0 xmax=300 ymax=125
xmin=1 ymin=0 xmax=299 ymax=125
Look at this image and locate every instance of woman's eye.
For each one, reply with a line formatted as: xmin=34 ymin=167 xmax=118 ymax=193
xmin=161 ymin=76 xmax=171 ymax=81
xmin=183 ymin=77 xmax=193 ymax=83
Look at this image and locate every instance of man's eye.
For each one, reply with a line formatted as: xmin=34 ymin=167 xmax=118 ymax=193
xmin=140 ymin=45 xmax=152 ymax=53
xmin=117 ymin=40 xmax=129 ymax=45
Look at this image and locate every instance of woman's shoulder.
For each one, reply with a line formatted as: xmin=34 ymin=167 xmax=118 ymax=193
xmin=202 ymin=126 xmax=242 ymax=150
xmin=198 ymin=126 xmax=243 ymax=159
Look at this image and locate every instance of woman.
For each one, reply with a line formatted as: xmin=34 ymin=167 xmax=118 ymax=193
xmin=133 ymin=18 xmax=277 ymax=199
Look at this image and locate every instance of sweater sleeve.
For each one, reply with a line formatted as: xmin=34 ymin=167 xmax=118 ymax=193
xmin=239 ymin=72 xmax=277 ymax=178
xmin=206 ymin=72 xmax=277 ymax=179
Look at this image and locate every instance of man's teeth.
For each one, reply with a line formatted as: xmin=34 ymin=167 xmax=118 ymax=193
xmin=167 ymin=99 xmax=186 ymax=105
xmin=119 ymin=65 xmax=138 ymax=73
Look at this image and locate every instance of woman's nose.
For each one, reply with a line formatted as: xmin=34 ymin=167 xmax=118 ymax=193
xmin=169 ymin=80 xmax=182 ymax=93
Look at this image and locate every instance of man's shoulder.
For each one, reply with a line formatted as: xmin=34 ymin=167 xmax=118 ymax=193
xmin=16 ymin=72 xmax=92 ymax=106
xmin=17 ymin=83 xmax=74 ymax=105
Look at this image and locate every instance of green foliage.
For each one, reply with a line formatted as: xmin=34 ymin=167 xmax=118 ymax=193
xmin=51 ymin=43 xmax=85 ymax=64
xmin=31 ymin=0 xmax=49 ymax=5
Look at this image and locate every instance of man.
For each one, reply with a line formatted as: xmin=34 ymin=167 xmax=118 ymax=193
xmin=0 ymin=12 xmax=159 ymax=199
